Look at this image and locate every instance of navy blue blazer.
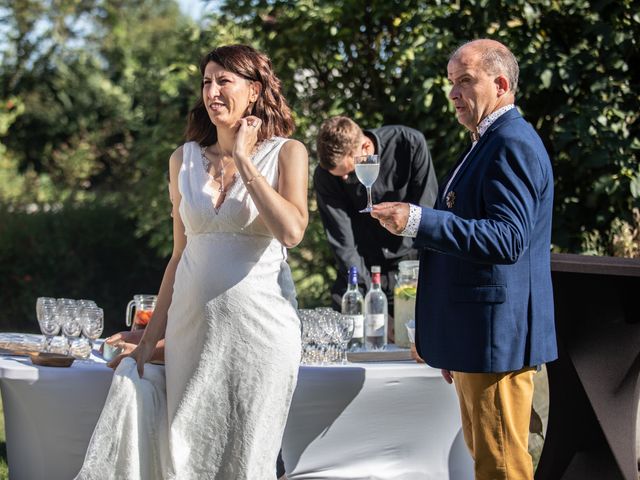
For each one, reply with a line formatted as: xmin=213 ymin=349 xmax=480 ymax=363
xmin=414 ymin=108 xmax=557 ymax=373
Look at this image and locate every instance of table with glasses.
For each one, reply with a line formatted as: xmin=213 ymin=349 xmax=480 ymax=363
xmin=35 ymin=297 xmax=105 ymax=358
xmin=0 ymin=352 xmax=473 ymax=480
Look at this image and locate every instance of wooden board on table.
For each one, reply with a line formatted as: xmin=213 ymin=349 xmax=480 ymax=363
xmin=29 ymin=352 xmax=75 ymax=367
xmin=0 ymin=346 xmax=39 ymax=357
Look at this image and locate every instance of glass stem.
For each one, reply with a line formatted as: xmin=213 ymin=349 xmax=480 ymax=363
xmin=366 ymin=186 xmax=373 ymax=209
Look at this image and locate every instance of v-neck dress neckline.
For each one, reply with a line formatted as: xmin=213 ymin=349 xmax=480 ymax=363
xmin=199 ymin=146 xmax=240 ymax=214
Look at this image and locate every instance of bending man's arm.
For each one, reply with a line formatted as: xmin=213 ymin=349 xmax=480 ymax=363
xmin=314 ymin=168 xmax=370 ymax=287
xmin=407 ymin=133 xmax=438 ymax=208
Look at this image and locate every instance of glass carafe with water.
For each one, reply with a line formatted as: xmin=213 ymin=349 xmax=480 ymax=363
xmin=393 ymin=260 xmax=419 ymax=348
xmin=125 ymin=294 xmax=157 ymax=331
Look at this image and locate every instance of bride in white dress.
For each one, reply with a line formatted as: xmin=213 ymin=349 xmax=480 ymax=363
xmin=75 ymin=44 xmax=308 ymax=479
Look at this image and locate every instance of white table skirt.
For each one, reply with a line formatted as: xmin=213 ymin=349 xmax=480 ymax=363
xmin=283 ymin=363 xmax=472 ymax=479
xmin=0 ymin=356 xmax=472 ymax=480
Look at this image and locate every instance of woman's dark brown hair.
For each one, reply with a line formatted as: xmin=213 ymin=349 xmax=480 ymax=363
xmin=184 ymin=44 xmax=295 ymax=146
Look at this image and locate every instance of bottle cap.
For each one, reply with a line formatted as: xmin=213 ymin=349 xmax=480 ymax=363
xmin=371 ymin=265 xmax=381 ymax=274
xmin=348 ymin=266 xmax=358 ymax=284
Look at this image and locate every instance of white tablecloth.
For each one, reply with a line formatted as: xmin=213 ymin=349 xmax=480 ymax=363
xmin=0 ymin=356 xmax=472 ymax=480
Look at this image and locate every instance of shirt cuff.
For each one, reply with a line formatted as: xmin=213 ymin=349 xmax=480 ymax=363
xmin=400 ymin=204 xmax=421 ymax=237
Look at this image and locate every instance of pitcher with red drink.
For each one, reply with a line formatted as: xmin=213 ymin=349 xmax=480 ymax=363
xmin=125 ymin=294 xmax=157 ymax=330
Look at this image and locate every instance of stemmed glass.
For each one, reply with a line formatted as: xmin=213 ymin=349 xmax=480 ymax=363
xmin=354 ymin=154 xmax=380 ymax=213
xmin=37 ymin=302 xmax=60 ymax=352
xmin=78 ymin=299 xmax=97 ymax=309
xmin=335 ymin=314 xmax=355 ymax=364
xmin=80 ymin=306 xmax=104 ymax=354
xmin=315 ymin=308 xmax=339 ymax=363
xmin=298 ymin=309 xmax=318 ymax=364
xmin=36 ymin=297 xmax=56 ymax=323
xmin=60 ymin=305 xmax=82 ymax=356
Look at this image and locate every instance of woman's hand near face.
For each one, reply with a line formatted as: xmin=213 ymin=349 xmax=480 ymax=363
xmin=229 ymin=124 xmax=308 ymax=248
xmin=233 ymin=115 xmax=262 ymax=162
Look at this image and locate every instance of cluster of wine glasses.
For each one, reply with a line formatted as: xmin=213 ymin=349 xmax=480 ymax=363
xmin=36 ymin=297 xmax=104 ymax=359
xmin=298 ymin=308 xmax=354 ymax=365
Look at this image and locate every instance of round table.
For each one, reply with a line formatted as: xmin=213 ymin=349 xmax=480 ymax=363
xmin=0 ymin=355 xmax=473 ymax=479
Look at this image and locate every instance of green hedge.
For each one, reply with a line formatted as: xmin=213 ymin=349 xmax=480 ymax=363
xmin=0 ymin=204 xmax=167 ymax=335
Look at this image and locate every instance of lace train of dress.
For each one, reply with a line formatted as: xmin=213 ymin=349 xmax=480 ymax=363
xmin=75 ymin=359 xmax=169 ymax=480
xmin=75 ymin=137 xmax=302 ymax=479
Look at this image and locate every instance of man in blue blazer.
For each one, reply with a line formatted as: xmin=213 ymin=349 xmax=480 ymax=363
xmin=372 ymin=39 xmax=557 ymax=479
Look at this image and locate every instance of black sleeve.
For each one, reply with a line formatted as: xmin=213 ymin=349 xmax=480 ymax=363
xmin=314 ymin=167 xmax=371 ymax=291
xmin=408 ymin=134 xmax=439 ymax=208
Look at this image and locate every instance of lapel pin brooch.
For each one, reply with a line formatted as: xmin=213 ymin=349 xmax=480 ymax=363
xmin=446 ymin=191 xmax=456 ymax=209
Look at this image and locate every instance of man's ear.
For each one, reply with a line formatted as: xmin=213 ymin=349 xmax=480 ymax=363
xmin=495 ymin=75 xmax=510 ymax=97
xmin=361 ymin=136 xmax=374 ymax=155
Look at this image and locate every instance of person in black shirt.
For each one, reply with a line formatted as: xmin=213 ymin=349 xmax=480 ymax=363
xmin=314 ymin=116 xmax=438 ymax=318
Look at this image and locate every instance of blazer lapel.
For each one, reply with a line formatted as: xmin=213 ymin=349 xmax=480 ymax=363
xmin=444 ymin=108 xmax=523 ymax=200
xmin=436 ymin=144 xmax=472 ymax=210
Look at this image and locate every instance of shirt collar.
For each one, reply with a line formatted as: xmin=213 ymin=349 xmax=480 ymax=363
xmin=476 ymin=104 xmax=515 ymax=138
xmin=363 ymin=129 xmax=380 ymax=155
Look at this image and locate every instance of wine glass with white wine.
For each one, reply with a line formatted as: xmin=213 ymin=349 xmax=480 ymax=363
xmin=354 ymin=154 xmax=380 ymax=213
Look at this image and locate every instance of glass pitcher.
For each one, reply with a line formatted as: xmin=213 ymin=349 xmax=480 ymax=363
xmin=125 ymin=294 xmax=157 ymax=331
xmin=393 ymin=260 xmax=419 ymax=348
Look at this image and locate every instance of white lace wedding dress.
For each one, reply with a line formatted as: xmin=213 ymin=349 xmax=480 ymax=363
xmin=76 ymin=137 xmax=302 ymax=480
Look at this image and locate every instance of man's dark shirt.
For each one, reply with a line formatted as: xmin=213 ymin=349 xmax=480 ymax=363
xmin=314 ymin=125 xmax=438 ymax=300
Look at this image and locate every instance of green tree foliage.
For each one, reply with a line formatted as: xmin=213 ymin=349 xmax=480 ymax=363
xmin=0 ymin=0 xmax=198 ymax=328
xmin=1 ymin=0 xmax=132 ymax=205
xmin=1 ymin=0 xmax=638 ymax=324
xmin=217 ymin=0 xmax=640 ymax=253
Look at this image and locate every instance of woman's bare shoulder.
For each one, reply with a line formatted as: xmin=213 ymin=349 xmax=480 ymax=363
xmin=279 ymin=138 xmax=308 ymax=160
xmin=170 ymin=143 xmax=191 ymax=167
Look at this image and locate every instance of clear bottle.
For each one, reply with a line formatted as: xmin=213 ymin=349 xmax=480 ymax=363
xmin=364 ymin=266 xmax=388 ymax=350
xmin=341 ymin=266 xmax=364 ymax=350
xmin=393 ymin=260 xmax=419 ymax=348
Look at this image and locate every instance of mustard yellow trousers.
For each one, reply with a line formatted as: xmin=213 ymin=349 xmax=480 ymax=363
xmin=452 ymin=367 xmax=536 ymax=480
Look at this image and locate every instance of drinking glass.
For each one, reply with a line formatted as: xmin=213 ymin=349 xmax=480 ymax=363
xmin=298 ymin=309 xmax=317 ymax=364
xmin=354 ymin=154 xmax=380 ymax=213
xmin=78 ymin=299 xmax=97 ymax=309
xmin=315 ymin=307 xmax=341 ymax=363
xmin=336 ymin=314 xmax=355 ymax=364
xmin=38 ymin=304 xmax=60 ymax=352
xmin=60 ymin=306 xmax=82 ymax=355
xmin=36 ymin=297 xmax=56 ymax=323
xmin=69 ymin=337 xmax=92 ymax=359
xmin=57 ymin=298 xmax=77 ymax=311
xmin=81 ymin=306 xmax=104 ymax=353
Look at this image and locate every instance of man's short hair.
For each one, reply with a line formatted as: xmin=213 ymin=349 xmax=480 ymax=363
xmin=451 ymin=40 xmax=519 ymax=94
xmin=481 ymin=47 xmax=519 ymax=94
xmin=316 ymin=116 xmax=362 ymax=170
